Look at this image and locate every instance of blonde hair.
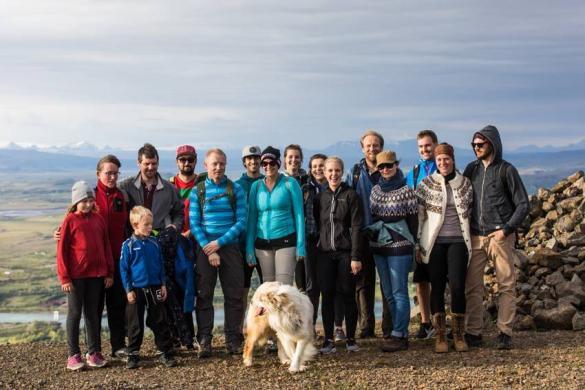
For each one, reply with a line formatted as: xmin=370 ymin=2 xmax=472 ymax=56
xmin=129 ymin=206 xmax=152 ymax=225
xmin=360 ymin=129 xmax=385 ymax=148
xmin=324 ymin=156 xmax=344 ymax=172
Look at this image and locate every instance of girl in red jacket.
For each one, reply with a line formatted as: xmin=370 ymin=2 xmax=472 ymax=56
xmin=57 ymin=181 xmax=114 ymax=371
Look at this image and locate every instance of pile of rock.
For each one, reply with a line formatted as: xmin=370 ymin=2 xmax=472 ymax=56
xmin=484 ymin=171 xmax=585 ymax=331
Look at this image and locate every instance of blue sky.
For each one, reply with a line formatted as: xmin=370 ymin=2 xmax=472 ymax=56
xmin=1 ymin=1 xmax=584 ymax=150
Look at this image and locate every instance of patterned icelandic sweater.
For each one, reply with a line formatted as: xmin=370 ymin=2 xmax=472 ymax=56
xmin=415 ymin=172 xmax=473 ymax=263
xmin=369 ymin=184 xmax=418 ymax=256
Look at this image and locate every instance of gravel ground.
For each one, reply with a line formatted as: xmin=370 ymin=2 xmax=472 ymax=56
xmin=1 ymin=329 xmax=584 ymax=389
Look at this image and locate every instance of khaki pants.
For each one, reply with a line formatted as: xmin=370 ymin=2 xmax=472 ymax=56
xmin=465 ymin=234 xmax=516 ymax=337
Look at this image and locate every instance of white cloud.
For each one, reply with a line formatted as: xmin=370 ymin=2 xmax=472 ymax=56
xmin=0 ymin=1 xmax=583 ymax=149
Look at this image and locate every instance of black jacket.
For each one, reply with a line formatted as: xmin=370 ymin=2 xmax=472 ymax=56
xmin=463 ymin=125 xmax=529 ymax=237
xmin=315 ymin=183 xmax=363 ymax=261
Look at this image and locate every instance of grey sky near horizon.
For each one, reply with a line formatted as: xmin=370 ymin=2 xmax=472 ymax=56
xmin=1 ymin=1 xmax=584 ymax=150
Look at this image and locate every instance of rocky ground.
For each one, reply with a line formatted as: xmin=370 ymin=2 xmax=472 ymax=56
xmin=1 ymin=329 xmax=584 ymax=389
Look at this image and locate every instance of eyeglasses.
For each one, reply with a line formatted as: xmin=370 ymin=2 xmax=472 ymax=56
xmin=101 ymin=171 xmax=119 ymax=177
xmin=471 ymin=142 xmax=486 ymax=149
xmin=178 ymin=157 xmax=195 ymax=163
xmin=378 ymin=162 xmax=396 ymax=170
xmin=262 ymin=161 xmax=278 ymax=168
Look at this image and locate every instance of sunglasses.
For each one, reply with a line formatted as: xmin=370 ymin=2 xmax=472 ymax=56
xmin=378 ymin=162 xmax=396 ymax=170
xmin=178 ymin=157 xmax=195 ymax=163
xmin=262 ymin=161 xmax=278 ymax=168
xmin=471 ymin=142 xmax=487 ymax=149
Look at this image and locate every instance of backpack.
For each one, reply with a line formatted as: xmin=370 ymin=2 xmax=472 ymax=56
xmin=196 ymin=178 xmax=237 ymax=219
xmin=412 ymin=165 xmax=421 ymax=189
xmin=352 ymin=163 xmax=361 ymax=188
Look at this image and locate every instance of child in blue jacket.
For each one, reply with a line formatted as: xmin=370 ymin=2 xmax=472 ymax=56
xmin=119 ymin=206 xmax=176 ymax=369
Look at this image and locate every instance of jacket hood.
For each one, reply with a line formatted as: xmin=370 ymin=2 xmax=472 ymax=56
xmin=473 ymin=125 xmax=502 ymax=162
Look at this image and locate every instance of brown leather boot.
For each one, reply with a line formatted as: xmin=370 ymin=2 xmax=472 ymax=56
xmin=432 ymin=313 xmax=448 ymax=353
xmin=452 ymin=313 xmax=469 ymax=352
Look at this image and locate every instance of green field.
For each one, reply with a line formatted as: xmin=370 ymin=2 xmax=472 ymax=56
xmin=0 ymin=215 xmax=64 ymax=312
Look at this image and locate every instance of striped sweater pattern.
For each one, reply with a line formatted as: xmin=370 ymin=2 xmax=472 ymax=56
xmin=189 ymin=176 xmax=247 ymax=248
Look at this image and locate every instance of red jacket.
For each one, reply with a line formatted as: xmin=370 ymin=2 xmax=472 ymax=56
xmin=56 ymin=211 xmax=114 ymax=284
xmin=95 ymin=180 xmax=129 ymax=261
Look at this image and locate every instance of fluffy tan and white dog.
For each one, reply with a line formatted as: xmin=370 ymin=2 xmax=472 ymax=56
xmin=242 ymin=281 xmax=317 ymax=373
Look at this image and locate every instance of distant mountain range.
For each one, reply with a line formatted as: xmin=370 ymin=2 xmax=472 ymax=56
xmin=1 ymin=140 xmax=584 ymax=193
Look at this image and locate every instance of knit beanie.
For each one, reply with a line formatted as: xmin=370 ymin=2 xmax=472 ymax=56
xmin=260 ymin=146 xmax=281 ymax=167
xmin=71 ymin=181 xmax=95 ymax=205
xmin=434 ymin=143 xmax=455 ymax=159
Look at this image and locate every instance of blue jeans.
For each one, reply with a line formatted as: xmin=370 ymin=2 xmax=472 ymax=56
xmin=374 ymin=254 xmax=412 ymax=338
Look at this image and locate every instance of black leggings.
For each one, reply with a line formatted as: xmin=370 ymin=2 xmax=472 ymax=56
xmin=427 ymin=241 xmax=468 ymax=314
xmin=318 ymin=251 xmax=358 ymax=341
xmin=66 ymin=277 xmax=104 ymax=356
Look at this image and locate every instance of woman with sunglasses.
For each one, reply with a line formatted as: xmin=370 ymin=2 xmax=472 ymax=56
xmin=415 ymin=143 xmax=473 ymax=353
xmin=365 ymin=150 xmax=418 ymax=352
xmin=245 ymin=146 xmax=306 ymax=286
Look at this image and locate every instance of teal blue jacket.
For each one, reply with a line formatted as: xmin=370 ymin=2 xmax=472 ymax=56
xmin=246 ymin=174 xmax=306 ymax=264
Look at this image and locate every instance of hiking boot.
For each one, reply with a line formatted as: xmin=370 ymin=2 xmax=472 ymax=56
xmin=67 ymin=354 xmax=85 ymax=371
xmin=432 ymin=313 xmax=448 ymax=353
xmin=198 ymin=339 xmax=212 ymax=359
xmin=464 ymin=333 xmax=483 ymax=348
xmin=160 ymin=352 xmax=177 ymax=367
xmin=126 ymin=355 xmax=140 ymax=370
xmin=334 ymin=327 xmax=346 ymax=343
xmin=319 ymin=339 xmax=337 ymax=354
xmin=113 ymin=348 xmax=128 ymax=359
xmin=496 ymin=332 xmax=512 ymax=350
xmin=451 ymin=313 xmax=469 ymax=352
xmin=226 ymin=343 xmax=243 ymax=355
xmin=345 ymin=339 xmax=359 ymax=352
xmin=415 ymin=322 xmax=435 ymax=340
xmin=85 ymin=352 xmax=107 ymax=368
xmin=380 ymin=336 xmax=409 ymax=352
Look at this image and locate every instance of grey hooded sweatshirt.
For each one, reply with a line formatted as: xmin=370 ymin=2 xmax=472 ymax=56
xmin=463 ymin=125 xmax=529 ymax=237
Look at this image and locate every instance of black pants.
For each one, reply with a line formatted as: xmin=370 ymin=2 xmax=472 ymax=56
xmin=427 ymin=241 xmax=469 ymax=314
xmin=243 ymin=255 xmax=263 ymax=288
xmin=195 ymin=244 xmax=244 ymax=345
xmin=318 ymin=251 xmax=358 ymax=341
xmin=66 ymin=277 xmax=104 ymax=356
xmin=98 ymin=266 xmax=126 ymax=353
xmin=304 ymin=236 xmax=320 ymax=324
xmin=356 ymin=242 xmax=392 ymax=336
xmin=126 ymin=286 xmax=173 ymax=354
xmin=295 ymin=258 xmax=306 ymax=292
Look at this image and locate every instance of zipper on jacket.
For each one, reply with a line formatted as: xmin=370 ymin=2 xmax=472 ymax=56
xmin=329 ymin=192 xmax=337 ymax=251
xmin=479 ymin=165 xmax=487 ymax=236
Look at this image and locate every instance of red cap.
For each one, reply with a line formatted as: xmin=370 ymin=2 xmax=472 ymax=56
xmin=176 ymin=144 xmax=196 ymax=158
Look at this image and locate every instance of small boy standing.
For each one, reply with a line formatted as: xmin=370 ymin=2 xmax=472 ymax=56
xmin=120 ymin=206 xmax=176 ymax=369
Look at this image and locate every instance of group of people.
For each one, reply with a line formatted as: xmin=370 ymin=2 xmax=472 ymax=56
xmin=55 ymin=125 xmax=529 ymax=371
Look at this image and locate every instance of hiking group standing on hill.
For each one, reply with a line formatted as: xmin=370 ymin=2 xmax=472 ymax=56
xmin=55 ymin=125 xmax=529 ymax=370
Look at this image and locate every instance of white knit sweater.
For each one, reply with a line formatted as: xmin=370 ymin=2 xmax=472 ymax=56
xmin=415 ymin=172 xmax=473 ymax=263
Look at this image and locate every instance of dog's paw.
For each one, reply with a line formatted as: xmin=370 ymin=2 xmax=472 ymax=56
xmin=280 ymin=359 xmax=291 ymax=365
xmin=298 ymin=365 xmax=308 ymax=372
xmin=288 ymin=366 xmax=299 ymax=373
xmin=243 ymin=358 xmax=253 ymax=367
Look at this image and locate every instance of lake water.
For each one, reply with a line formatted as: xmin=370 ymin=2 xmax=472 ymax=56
xmin=0 ymin=208 xmax=64 ymax=219
xmin=0 ymin=300 xmax=413 ymax=328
